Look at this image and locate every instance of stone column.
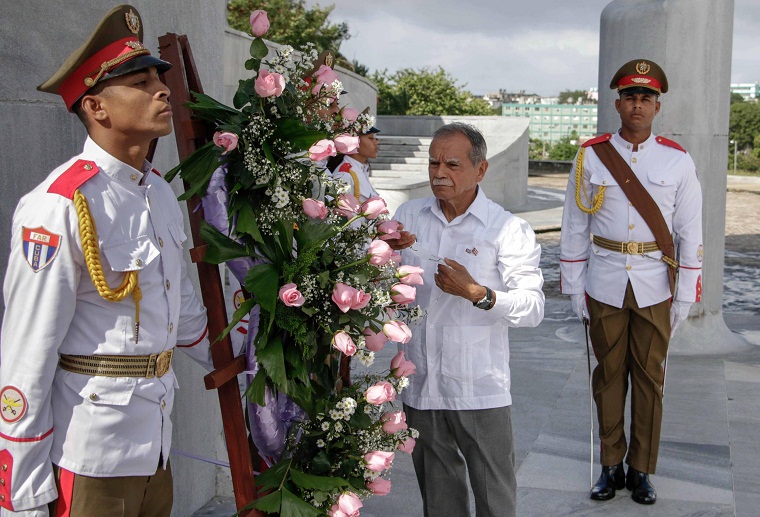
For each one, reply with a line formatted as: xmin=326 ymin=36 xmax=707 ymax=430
xmin=598 ymin=0 xmax=745 ymax=353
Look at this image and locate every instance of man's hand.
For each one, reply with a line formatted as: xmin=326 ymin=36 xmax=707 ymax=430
xmin=434 ymin=258 xmax=485 ymax=302
xmin=670 ymin=300 xmax=691 ymax=337
xmin=570 ymin=294 xmax=588 ymax=323
xmin=384 ymin=223 xmax=416 ymax=251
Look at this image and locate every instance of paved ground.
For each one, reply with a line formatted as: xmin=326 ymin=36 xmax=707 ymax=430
xmin=194 ymin=174 xmax=760 ymax=517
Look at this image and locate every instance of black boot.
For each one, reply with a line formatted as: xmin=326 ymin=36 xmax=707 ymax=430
xmin=590 ymin=462 xmax=626 ymax=501
xmin=626 ymin=466 xmax=657 ymax=504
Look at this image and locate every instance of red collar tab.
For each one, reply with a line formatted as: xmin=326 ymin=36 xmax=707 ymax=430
xmin=59 ymin=37 xmax=149 ymax=110
xmin=581 ymin=133 xmax=612 ymax=148
xmin=338 ymin=162 xmax=352 ymax=173
xmin=48 ymin=160 xmax=99 ymax=199
xmin=655 ymin=136 xmax=686 ymax=153
xmin=617 ymin=74 xmax=662 ymax=94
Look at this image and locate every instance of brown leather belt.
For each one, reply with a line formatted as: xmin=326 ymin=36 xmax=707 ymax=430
xmin=592 ymin=235 xmax=660 ymax=255
xmin=59 ymin=349 xmax=174 ymax=378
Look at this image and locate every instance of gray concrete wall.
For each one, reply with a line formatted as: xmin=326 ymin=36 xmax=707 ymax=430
xmin=0 ymin=2 xmax=228 ymax=514
xmin=376 ymin=116 xmax=530 ymax=210
xmin=599 ymin=0 xmax=743 ymax=353
xmin=224 ymin=28 xmax=378 ymax=112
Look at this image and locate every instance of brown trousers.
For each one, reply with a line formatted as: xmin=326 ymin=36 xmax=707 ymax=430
xmin=587 ymin=282 xmax=670 ymax=474
xmin=49 ymin=461 xmax=173 ymax=517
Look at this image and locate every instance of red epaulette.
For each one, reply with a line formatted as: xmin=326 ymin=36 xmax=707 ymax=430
xmin=47 ymin=160 xmax=99 ymax=199
xmin=655 ymin=136 xmax=686 ymax=153
xmin=151 ymin=168 xmax=162 ymax=177
xmin=581 ymin=133 xmax=612 ymax=148
xmin=338 ymin=162 xmax=352 ymax=173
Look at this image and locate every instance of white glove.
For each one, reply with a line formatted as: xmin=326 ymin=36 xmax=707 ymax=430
xmin=1 ymin=505 xmax=50 ymax=517
xmin=570 ymin=294 xmax=588 ymax=323
xmin=670 ymin=301 xmax=691 ymax=337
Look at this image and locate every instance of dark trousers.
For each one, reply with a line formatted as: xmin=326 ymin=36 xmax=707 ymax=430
xmin=50 ymin=460 xmax=173 ymax=517
xmin=406 ymin=405 xmax=516 ymax=517
xmin=587 ymin=282 xmax=670 ymax=473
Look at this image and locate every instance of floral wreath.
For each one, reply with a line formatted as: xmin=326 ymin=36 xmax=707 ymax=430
xmin=166 ymin=9 xmax=423 ymax=517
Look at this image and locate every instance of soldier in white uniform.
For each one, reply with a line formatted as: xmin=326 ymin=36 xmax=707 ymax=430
xmin=0 ymin=5 xmax=211 ymax=516
xmin=560 ymin=59 xmax=703 ymax=505
xmin=330 ymin=113 xmax=381 ymax=202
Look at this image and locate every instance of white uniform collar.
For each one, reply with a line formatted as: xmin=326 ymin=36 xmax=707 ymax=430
xmin=613 ymin=130 xmax=657 ymax=151
xmin=82 ymin=137 xmax=151 ymax=184
xmin=344 ymin=154 xmax=369 ymax=175
xmin=429 ymin=186 xmax=489 ymax=226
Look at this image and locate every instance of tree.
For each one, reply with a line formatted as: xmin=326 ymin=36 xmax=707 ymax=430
xmin=351 ymin=59 xmax=369 ymax=77
xmin=728 ymin=101 xmax=760 ymax=151
xmin=730 ymin=92 xmax=745 ymax=105
xmin=548 ymin=131 xmax=580 ymax=161
xmin=227 ymin=0 xmax=349 ymax=54
xmin=529 ymin=138 xmax=548 ymax=160
xmin=558 ymin=89 xmax=592 ymax=104
xmin=370 ymin=67 xmax=494 ymax=116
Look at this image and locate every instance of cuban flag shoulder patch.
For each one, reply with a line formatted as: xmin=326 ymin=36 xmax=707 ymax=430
xmin=22 ymin=226 xmax=61 ymax=272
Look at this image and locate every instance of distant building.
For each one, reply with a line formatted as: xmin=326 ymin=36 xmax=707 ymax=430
xmin=730 ymin=82 xmax=760 ymax=101
xmin=482 ymin=89 xmax=542 ymax=108
xmin=587 ymin=87 xmax=599 ymax=102
xmin=501 ymin=102 xmax=598 ymax=145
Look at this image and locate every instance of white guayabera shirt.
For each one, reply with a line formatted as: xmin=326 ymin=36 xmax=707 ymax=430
xmin=394 ymin=188 xmax=545 ymax=411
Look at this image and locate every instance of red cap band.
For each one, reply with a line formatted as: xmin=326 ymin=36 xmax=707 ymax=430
xmin=617 ymin=74 xmax=662 ymax=93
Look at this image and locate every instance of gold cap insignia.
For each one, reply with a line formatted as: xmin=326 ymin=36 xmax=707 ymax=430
xmin=126 ymin=40 xmax=145 ymax=50
xmin=632 ymin=77 xmax=652 ymax=84
xmin=635 ymin=61 xmax=651 ymax=75
xmin=325 ymin=53 xmax=335 ymax=68
xmin=125 ymin=9 xmax=140 ymax=34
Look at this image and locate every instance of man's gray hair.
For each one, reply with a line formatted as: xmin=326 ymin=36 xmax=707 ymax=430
xmin=432 ymin=123 xmax=487 ymax=165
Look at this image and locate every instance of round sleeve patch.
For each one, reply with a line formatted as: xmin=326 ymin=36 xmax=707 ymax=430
xmin=1 ymin=386 xmax=28 ymax=424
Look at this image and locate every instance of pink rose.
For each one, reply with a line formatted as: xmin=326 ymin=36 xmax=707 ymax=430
xmin=309 ymin=139 xmax=337 ymax=161
xmin=334 ymin=134 xmax=360 ymax=155
xmin=332 ymin=331 xmax=357 ymax=356
xmin=366 ymin=477 xmax=391 ymax=496
xmin=396 ymin=265 xmax=424 ymax=285
xmin=360 ymin=197 xmax=389 ymax=220
xmin=364 ymin=450 xmax=394 ymax=472
xmin=390 ymin=350 xmax=416 ymax=378
xmin=397 ymin=436 xmax=416 ymax=454
xmin=312 ymin=64 xmax=339 ymax=95
xmin=212 ymin=131 xmax=238 ymax=155
xmin=249 ymin=10 xmax=270 ymax=37
xmin=367 ymin=239 xmax=392 ymax=266
xmin=302 ymin=198 xmax=327 ymax=219
xmin=377 ymin=220 xmax=401 ymax=241
xmin=328 ymin=492 xmax=363 ymax=517
xmin=390 ymin=251 xmax=402 ymax=264
xmin=381 ymin=411 xmax=408 ymax=433
xmin=365 ymin=381 xmax=396 ymax=405
xmin=341 ymin=107 xmax=359 ymax=124
xmin=390 ymin=283 xmax=416 ymax=305
xmin=331 ymin=283 xmax=369 ymax=313
xmin=254 ymin=69 xmax=285 ymax=98
xmin=335 ymin=194 xmax=361 ymax=218
xmin=278 ymin=283 xmax=305 ymax=307
xmin=383 ymin=320 xmax=412 ymax=344
xmin=350 ymin=289 xmax=371 ymax=311
xmin=362 ymin=327 xmax=388 ymax=352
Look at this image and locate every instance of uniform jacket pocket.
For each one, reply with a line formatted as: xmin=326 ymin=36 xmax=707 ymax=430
xmin=63 ymin=373 xmax=137 ymax=406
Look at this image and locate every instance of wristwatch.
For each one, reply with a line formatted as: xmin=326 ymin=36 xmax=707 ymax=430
xmin=473 ymin=286 xmax=494 ymax=310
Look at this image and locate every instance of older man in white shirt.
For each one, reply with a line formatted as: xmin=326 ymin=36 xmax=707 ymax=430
xmin=386 ymin=122 xmax=544 ymax=517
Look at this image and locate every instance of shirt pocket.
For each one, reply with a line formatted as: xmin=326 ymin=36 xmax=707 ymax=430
xmin=168 ymin=222 xmax=187 ymax=248
xmin=101 ymin=236 xmax=160 ymax=272
xmin=440 ymin=325 xmax=490 ymax=384
xmin=454 ymin=243 xmax=497 ymax=282
xmin=63 ymin=372 xmax=137 ymax=406
xmin=589 ymin=168 xmax=619 ymax=188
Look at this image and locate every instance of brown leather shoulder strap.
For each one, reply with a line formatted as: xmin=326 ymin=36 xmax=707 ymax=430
xmin=592 ymin=140 xmax=677 ymax=293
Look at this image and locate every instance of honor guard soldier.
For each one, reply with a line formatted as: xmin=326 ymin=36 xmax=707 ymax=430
xmin=560 ymin=59 xmax=703 ymax=504
xmin=330 ymin=108 xmax=381 ymax=203
xmin=0 ymin=5 xmax=212 ymax=516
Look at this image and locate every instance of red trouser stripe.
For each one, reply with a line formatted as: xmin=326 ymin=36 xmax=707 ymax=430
xmin=55 ymin=467 xmax=76 ymax=517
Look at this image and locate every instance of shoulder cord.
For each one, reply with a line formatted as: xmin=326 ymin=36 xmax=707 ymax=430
xmin=346 ymin=169 xmax=361 ymax=200
xmin=73 ymin=189 xmax=142 ymax=343
xmin=574 ymin=147 xmax=605 ymax=214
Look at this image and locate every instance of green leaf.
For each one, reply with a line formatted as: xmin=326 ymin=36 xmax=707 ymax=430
xmin=254 ymin=457 xmax=292 ymax=490
xmin=185 ymin=92 xmax=239 ymax=125
xmin=164 ymin=141 xmax=219 ymax=191
xmin=274 ymin=118 xmax=326 ymax=152
xmin=219 ymin=297 xmax=256 ymax=342
xmin=232 ymin=90 xmax=249 ymax=109
xmin=244 ymin=368 xmax=268 ymax=406
xmin=294 ymin=220 xmax=341 ymax=250
xmin=249 ymin=489 xmax=282 ymax=513
xmin=290 ymin=469 xmax=350 ymax=491
xmin=245 ymin=263 xmax=279 ymax=313
xmin=233 ymin=202 xmax=265 ymax=246
xmin=280 ymin=487 xmax=322 ymax=517
xmin=348 ymin=410 xmax=372 ymax=430
xmin=257 ymin=334 xmax=287 ymax=391
xmin=244 ymin=57 xmax=259 ymax=71
xmin=250 ymin=38 xmax=269 ymax=60
xmin=310 ymin=450 xmax=331 ymax=475
xmin=199 ymin=221 xmax=250 ymax=264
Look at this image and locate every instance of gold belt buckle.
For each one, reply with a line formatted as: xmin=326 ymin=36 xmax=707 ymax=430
xmin=155 ymin=349 xmax=174 ymax=377
xmin=626 ymin=241 xmax=640 ymax=254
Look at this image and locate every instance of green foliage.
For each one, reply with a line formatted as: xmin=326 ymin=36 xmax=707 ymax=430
xmin=548 ymin=131 xmax=580 ymax=161
xmin=729 ymin=101 xmax=760 ymax=151
xmin=227 ymin=0 xmax=349 ymax=54
xmin=351 ymin=59 xmax=369 ymax=77
xmin=529 ymin=138 xmax=547 ymax=160
xmin=730 ymin=92 xmax=745 ymax=105
xmin=371 ymin=67 xmax=494 ymax=116
xmin=558 ymin=89 xmax=592 ymax=104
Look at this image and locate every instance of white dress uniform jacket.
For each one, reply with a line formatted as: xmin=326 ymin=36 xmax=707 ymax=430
xmin=331 ymin=155 xmax=380 ymax=202
xmin=0 ymin=138 xmax=212 ymax=511
xmin=395 ymin=189 xmax=544 ymax=411
xmin=560 ymin=131 xmax=703 ymax=308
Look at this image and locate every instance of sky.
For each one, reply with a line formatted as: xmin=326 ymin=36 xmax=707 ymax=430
xmin=304 ymin=0 xmax=760 ymax=97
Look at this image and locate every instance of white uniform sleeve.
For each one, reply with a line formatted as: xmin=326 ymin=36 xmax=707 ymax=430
xmin=0 ymin=194 xmax=80 ymax=510
xmin=559 ymin=148 xmax=591 ymax=295
xmin=672 ymin=153 xmax=703 ymax=302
